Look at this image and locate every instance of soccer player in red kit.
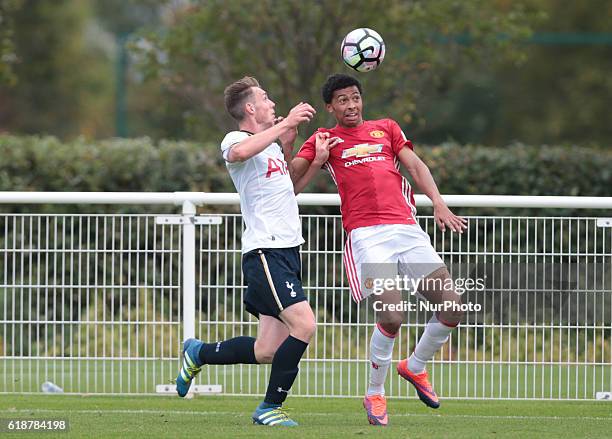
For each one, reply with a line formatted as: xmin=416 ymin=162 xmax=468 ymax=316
xmin=290 ymin=74 xmax=467 ymax=426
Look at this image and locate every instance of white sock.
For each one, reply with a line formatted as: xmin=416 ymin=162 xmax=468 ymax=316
xmin=367 ymin=324 xmax=396 ymax=396
xmin=408 ymin=314 xmax=453 ymax=373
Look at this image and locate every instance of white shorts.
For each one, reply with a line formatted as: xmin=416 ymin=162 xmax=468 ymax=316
xmin=343 ymin=223 xmax=445 ymax=302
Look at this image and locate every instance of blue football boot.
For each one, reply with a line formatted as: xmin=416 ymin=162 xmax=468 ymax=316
xmin=252 ymin=403 xmax=298 ymax=426
xmin=176 ymin=338 xmax=203 ymax=397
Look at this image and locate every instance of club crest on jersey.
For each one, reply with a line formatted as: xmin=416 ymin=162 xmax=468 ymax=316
xmin=341 ymin=143 xmax=383 ymax=158
xmin=286 ymin=280 xmax=296 ymax=298
xmin=369 ymin=130 xmax=385 ymax=138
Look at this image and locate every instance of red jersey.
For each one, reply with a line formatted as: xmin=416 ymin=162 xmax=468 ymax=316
xmin=297 ymin=119 xmax=417 ymax=232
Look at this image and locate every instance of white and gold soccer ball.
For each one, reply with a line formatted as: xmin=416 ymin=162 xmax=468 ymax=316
xmin=341 ymin=28 xmax=385 ymax=72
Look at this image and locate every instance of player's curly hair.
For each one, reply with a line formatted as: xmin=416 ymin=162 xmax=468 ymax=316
xmin=224 ymin=76 xmax=260 ymax=121
xmin=321 ymin=74 xmax=362 ymax=104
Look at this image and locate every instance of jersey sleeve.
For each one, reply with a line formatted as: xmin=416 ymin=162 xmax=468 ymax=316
xmin=388 ymin=119 xmax=413 ymax=155
xmin=220 ymin=131 xmax=249 ymax=163
xmin=295 ymin=132 xmax=317 ymax=163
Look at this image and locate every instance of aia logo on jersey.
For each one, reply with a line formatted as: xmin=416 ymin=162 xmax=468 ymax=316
xmin=341 ymin=144 xmax=383 ymax=158
xmin=266 ymin=158 xmax=288 ymax=178
xmin=370 ymin=130 xmax=385 ymax=138
xmin=371 ymin=361 xmax=380 ymax=370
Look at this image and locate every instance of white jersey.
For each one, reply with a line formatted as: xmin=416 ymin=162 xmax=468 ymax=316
xmin=220 ymin=130 xmax=304 ymax=254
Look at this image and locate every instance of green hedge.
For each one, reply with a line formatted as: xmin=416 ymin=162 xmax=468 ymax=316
xmin=420 ymin=142 xmax=611 ymax=197
xmin=0 ymin=135 xmax=610 ymax=214
xmin=0 ymin=135 xmax=233 ymax=192
xmin=0 ymin=135 xmax=234 ymax=213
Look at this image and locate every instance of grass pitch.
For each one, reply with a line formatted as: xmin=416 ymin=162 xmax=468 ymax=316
xmin=1 ymin=395 xmax=611 ymax=438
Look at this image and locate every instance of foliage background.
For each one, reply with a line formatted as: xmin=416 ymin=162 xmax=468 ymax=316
xmin=0 ymin=0 xmax=610 ymax=151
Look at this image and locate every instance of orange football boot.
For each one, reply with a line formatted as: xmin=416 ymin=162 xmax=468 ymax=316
xmin=397 ymin=358 xmax=440 ymax=409
xmin=363 ymin=394 xmax=389 ymax=426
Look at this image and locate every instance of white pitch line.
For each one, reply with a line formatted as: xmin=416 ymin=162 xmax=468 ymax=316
xmin=0 ymin=409 xmax=611 ymax=422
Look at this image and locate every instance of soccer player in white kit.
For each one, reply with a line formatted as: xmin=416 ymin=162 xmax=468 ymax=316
xmin=175 ymin=76 xmax=334 ymax=426
xmin=292 ymin=74 xmax=468 ymax=426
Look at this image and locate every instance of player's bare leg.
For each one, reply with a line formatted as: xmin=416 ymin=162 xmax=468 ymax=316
xmin=254 ymin=315 xmax=289 ymax=364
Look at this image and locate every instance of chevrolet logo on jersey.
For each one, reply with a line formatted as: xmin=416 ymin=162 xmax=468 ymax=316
xmin=341 ymin=143 xmax=383 ymax=158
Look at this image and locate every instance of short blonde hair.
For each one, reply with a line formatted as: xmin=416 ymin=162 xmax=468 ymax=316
xmin=223 ymin=76 xmax=260 ymax=121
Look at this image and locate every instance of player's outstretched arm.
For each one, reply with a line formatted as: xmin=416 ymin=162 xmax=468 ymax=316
xmin=397 ymin=147 xmax=467 ymax=233
xmin=227 ymin=102 xmax=315 ymax=163
xmin=293 ymin=133 xmax=340 ymax=194
xmin=291 ymin=157 xmax=311 ymax=188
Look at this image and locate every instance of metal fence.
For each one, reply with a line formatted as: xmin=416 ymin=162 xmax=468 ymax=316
xmin=0 ymin=193 xmax=611 ymax=400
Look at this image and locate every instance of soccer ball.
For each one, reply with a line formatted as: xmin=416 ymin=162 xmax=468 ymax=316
xmin=341 ymin=28 xmax=385 ymax=72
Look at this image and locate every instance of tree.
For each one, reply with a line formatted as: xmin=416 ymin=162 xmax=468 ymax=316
xmin=494 ymin=0 xmax=612 ymax=146
xmin=0 ymin=0 xmax=115 ymax=138
xmin=132 ymin=0 xmax=537 ymax=142
xmin=0 ymin=0 xmax=21 ymax=86
xmin=91 ymin=0 xmax=176 ymax=138
xmin=413 ymin=0 xmax=612 ymax=146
